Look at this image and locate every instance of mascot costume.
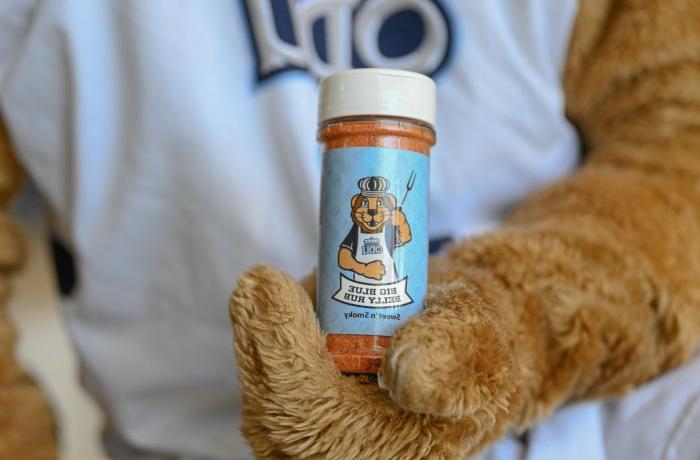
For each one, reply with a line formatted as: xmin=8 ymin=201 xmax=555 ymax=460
xmin=2 ymin=0 xmax=700 ymax=458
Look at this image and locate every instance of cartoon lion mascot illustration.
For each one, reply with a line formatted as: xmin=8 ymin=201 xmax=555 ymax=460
xmin=338 ymin=176 xmax=411 ymax=284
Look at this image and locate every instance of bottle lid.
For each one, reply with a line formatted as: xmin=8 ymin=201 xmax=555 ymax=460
xmin=318 ymin=68 xmax=437 ymax=127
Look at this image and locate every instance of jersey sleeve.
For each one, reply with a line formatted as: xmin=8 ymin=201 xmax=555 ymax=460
xmin=340 ymin=225 xmax=357 ymax=253
xmin=0 ymin=0 xmax=39 ymax=88
xmin=392 ymin=224 xmax=402 ymax=247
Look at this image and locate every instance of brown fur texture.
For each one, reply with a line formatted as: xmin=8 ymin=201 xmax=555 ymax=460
xmin=0 ymin=121 xmax=58 ymax=459
xmin=230 ymin=1 xmax=700 ymax=458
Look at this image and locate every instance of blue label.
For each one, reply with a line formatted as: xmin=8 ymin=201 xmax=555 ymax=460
xmin=318 ymin=147 xmax=429 ymax=336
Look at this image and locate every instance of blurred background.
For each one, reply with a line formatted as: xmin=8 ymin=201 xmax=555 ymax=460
xmin=10 ymin=186 xmax=106 ymax=460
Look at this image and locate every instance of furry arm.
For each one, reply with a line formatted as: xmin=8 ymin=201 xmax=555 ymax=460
xmin=229 ymin=0 xmax=700 ymax=458
xmin=0 ymin=121 xmax=57 ymax=459
xmin=382 ymin=0 xmax=700 ymax=426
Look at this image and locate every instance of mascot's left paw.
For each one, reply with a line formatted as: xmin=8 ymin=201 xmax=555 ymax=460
xmin=380 ymin=281 xmax=518 ymax=420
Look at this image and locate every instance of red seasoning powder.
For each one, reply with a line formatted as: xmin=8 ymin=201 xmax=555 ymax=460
xmin=316 ymin=69 xmax=437 ymax=374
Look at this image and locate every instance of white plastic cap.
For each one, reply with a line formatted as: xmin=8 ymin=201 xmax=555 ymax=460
xmin=318 ymin=68 xmax=437 ymax=127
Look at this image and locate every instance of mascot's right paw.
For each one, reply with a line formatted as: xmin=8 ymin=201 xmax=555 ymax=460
xmin=230 ymin=265 xmax=519 ymax=459
xmin=363 ymin=260 xmax=386 ymax=280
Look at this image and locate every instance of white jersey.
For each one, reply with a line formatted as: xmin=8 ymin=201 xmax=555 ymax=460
xmin=2 ymin=1 xmax=699 ymax=459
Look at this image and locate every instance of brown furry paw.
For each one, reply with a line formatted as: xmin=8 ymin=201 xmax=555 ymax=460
xmin=380 ymin=282 xmax=517 ymax=420
xmin=230 ymin=265 xmax=514 ymax=459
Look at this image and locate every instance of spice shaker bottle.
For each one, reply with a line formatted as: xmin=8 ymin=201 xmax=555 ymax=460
xmin=317 ymin=69 xmax=436 ymax=374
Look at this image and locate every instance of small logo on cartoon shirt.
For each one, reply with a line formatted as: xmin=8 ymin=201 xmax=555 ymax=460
xmin=241 ymin=0 xmax=454 ymax=81
xmin=333 ymin=174 xmax=415 ymax=307
xmin=362 ymin=237 xmax=383 ymax=255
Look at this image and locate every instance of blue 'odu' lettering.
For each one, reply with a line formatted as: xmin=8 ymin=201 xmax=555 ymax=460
xmin=242 ymin=0 xmax=454 ymax=81
xmin=362 ymin=237 xmax=383 ymax=255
